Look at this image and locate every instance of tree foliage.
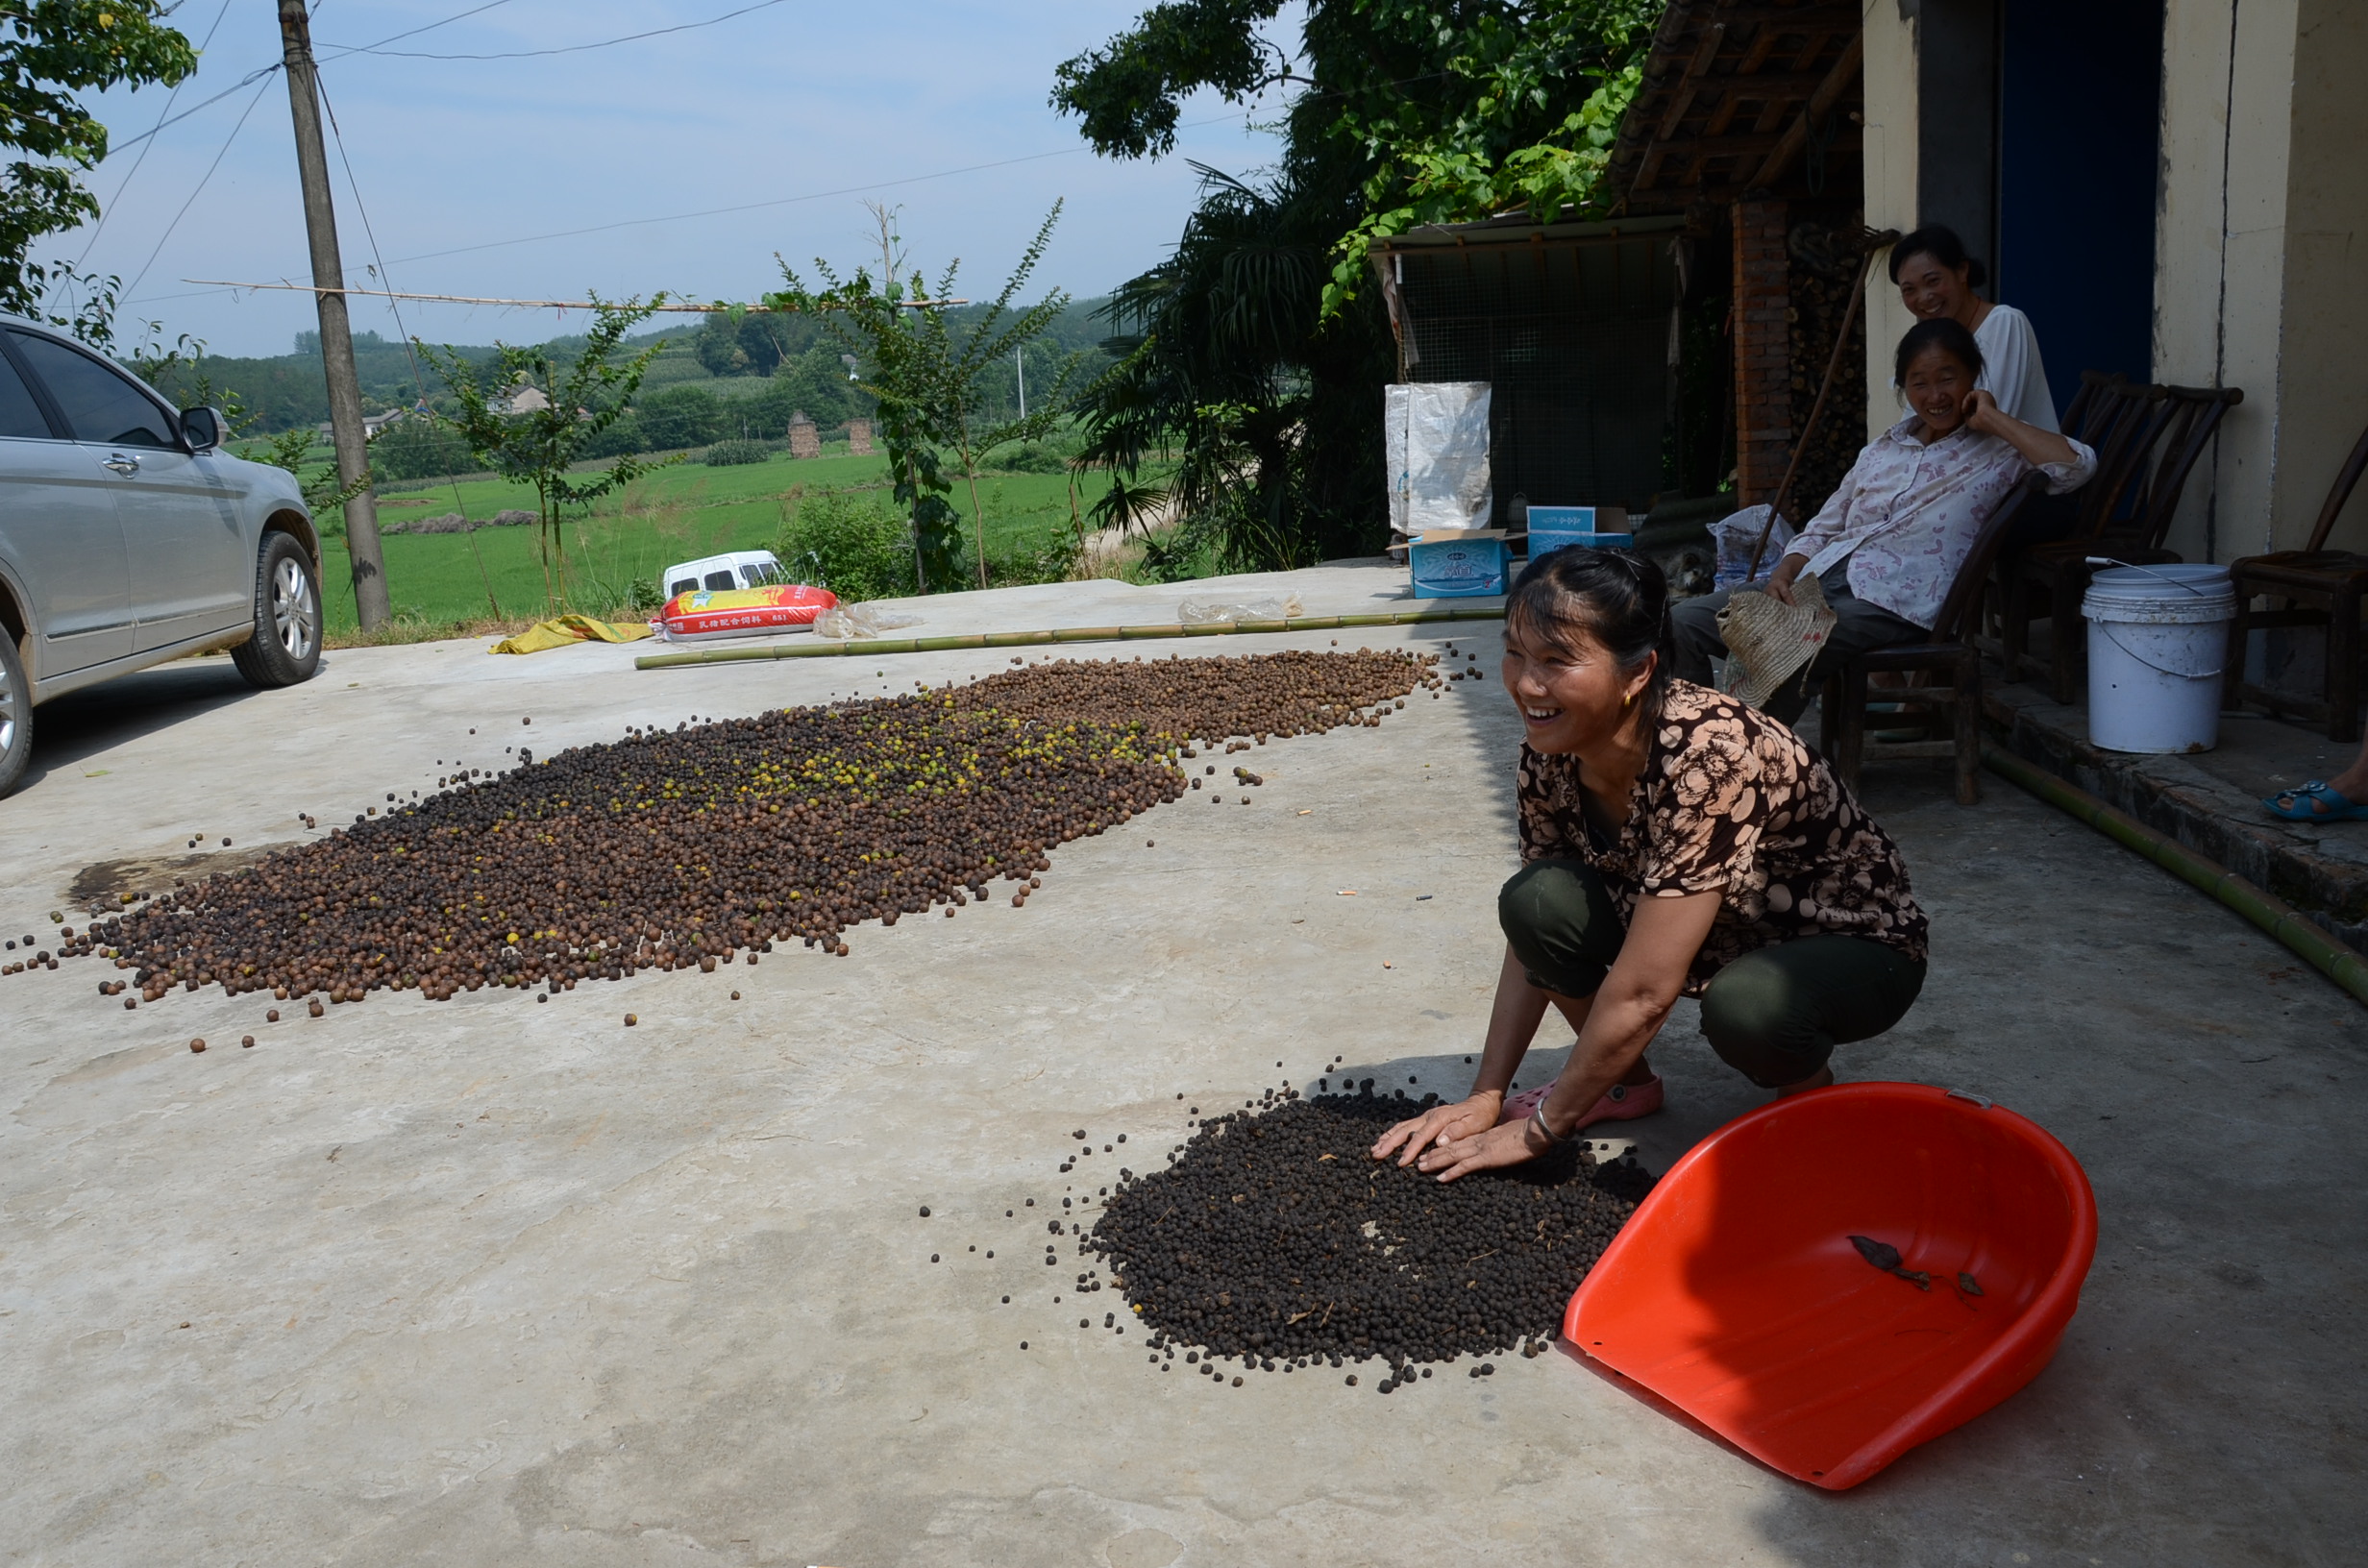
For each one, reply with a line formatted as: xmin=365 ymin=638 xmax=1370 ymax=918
xmin=417 ymin=298 xmax=678 ymax=611
xmin=0 ymin=1 xmax=197 ymax=316
xmin=1056 ymin=0 xmax=1655 ymax=308
xmin=766 ymin=204 xmax=1083 ymax=592
xmin=1051 ymin=0 xmax=1658 ymax=568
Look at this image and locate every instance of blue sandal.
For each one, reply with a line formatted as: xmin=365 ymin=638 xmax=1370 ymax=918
xmin=2263 ymin=781 xmax=2368 ymax=821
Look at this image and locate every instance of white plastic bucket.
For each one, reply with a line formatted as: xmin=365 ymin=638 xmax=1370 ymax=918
xmin=2082 ymin=564 xmax=2236 ymax=753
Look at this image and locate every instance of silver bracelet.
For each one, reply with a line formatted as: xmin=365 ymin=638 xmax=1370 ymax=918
xmin=1529 ymin=1104 xmax=1581 ymax=1145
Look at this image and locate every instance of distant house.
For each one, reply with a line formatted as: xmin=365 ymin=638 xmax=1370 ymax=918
xmin=315 ymin=408 xmax=413 ymax=442
xmin=500 ymin=386 xmax=552 ymax=416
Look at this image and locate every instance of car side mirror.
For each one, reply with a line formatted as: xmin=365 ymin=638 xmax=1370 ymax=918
xmin=181 ymin=405 xmax=222 ymax=452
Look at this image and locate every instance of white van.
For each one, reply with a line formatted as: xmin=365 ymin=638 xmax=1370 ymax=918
xmin=661 ymin=550 xmax=784 ymax=600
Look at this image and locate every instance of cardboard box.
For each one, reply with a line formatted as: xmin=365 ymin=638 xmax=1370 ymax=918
xmin=1408 ymin=528 xmax=1510 ymax=599
xmin=1525 ymin=504 xmax=1631 ymax=557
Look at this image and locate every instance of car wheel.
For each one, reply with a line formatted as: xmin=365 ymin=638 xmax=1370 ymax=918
xmin=231 ymin=531 xmax=323 ymax=689
xmin=0 ymin=625 xmax=29 ymax=798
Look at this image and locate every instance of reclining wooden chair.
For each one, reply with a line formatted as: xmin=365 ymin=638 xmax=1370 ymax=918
xmin=1985 ymin=375 xmax=2155 ymax=665
xmin=1820 ymin=473 xmax=2050 ymax=805
xmin=2223 ymin=418 xmax=2368 ymax=741
xmin=1997 ymin=383 xmax=2242 ymax=702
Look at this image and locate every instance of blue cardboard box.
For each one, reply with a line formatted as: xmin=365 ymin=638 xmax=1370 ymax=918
xmin=1524 ymin=503 xmax=1632 ymax=557
xmin=1409 ymin=528 xmax=1509 ymax=598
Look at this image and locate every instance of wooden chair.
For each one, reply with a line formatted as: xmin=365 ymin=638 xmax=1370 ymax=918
xmin=1996 ymin=383 xmax=2243 ymax=702
xmin=2223 ymin=418 xmax=2368 ymax=740
xmin=1820 ymin=473 xmax=2050 ymax=805
xmin=1984 ymin=376 xmax=2152 ymax=658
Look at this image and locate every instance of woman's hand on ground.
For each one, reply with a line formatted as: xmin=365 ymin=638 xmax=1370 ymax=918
xmin=1370 ymin=1091 xmax=1502 ymax=1166
xmin=1766 ymin=553 xmax=1806 ymax=606
xmin=1413 ymin=1117 xmax=1549 ymax=1183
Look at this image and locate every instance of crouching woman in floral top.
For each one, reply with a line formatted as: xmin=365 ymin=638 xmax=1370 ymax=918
xmin=1371 ymin=548 xmax=1931 ymax=1181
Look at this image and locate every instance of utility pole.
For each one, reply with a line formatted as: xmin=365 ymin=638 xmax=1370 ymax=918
xmin=1015 ymin=346 xmax=1025 ymax=420
xmin=278 ymin=0 xmax=389 ymax=631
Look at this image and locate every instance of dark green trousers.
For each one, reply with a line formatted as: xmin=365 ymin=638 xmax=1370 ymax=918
xmin=1498 ymin=858 xmax=1927 ymax=1088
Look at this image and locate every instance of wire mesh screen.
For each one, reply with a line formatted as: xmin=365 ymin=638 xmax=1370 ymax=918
xmin=1394 ymin=231 xmax=1678 ymax=520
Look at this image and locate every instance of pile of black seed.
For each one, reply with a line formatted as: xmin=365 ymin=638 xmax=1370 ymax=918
xmin=27 ymin=651 xmax=1434 ymax=1008
xmin=1087 ymin=1087 xmax=1654 ymax=1387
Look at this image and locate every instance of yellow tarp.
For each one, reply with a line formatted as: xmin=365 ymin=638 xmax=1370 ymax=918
xmin=488 ymin=615 xmax=655 ymax=654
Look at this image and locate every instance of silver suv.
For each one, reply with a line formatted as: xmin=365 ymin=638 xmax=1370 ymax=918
xmin=0 ymin=316 xmax=323 ymax=796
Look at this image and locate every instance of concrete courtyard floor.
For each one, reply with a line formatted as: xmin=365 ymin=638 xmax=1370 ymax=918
xmin=2 ymin=570 xmax=2363 ymax=1566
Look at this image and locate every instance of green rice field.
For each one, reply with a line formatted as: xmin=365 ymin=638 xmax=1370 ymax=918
xmin=307 ymin=442 xmax=1106 ymax=636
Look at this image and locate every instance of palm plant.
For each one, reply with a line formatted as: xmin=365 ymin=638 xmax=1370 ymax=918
xmin=1075 ymin=162 xmax=1390 ymax=571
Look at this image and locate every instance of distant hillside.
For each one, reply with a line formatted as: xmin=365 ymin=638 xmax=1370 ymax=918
xmin=146 ymin=299 xmax=1122 ymax=434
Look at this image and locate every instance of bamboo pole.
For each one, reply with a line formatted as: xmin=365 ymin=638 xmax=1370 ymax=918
xmin=632 ymin=605 xmax=1509 ymax=670
xmin=1983 ymin=746 xmax=2368 ymax=1004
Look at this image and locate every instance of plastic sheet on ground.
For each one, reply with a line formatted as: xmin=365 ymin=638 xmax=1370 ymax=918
xmin=811 ymin=601 xmax=925 ymax=641
xmin=487 ymin=615 xmax=657 ymax=655
xmin=1177 ymin=593 xmax=1305 ymax=625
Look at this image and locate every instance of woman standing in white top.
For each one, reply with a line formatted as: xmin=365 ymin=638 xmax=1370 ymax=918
xmin=1888 ymin=225 xmax=2059 ymax=433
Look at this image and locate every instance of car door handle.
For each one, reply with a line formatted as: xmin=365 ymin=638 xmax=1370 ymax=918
xmin=103 ymin=452 xmax=140 ymax=475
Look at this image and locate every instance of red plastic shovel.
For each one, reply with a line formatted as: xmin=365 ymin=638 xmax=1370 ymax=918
xmin=1564 ymin=1082 xmax=2097 ymax=1489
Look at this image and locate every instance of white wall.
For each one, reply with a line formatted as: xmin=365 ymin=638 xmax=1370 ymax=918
xmin=1860 ymin=0 xmax=1921 ymax=441
xmin=2154 ymin=0 xmax=2298 ymax=560
xmin=2268 ymin=0 xmax=2368 ymax=550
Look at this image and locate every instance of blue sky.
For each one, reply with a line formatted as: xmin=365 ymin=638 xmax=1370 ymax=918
xmin=60 ymin=1 xmax=1295 ymax=359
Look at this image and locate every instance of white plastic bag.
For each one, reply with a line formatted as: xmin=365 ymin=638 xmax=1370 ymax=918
xmin=1177 ymin=593 xmax=1305 ymax=625
xmin=1711 ymin=505 xmax=1796 ymax=591
xmin=1386 ymin=382 xmax=1493 ymax=536
xmin=812 ymin=601 xmax=925 ymax=640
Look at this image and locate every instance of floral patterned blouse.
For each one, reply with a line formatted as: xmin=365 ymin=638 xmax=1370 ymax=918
xmin=1516 ymin=680 xmax=1929 ymax=994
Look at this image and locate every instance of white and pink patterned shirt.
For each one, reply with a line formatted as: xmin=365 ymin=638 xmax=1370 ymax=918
xmin=1782 ymin=416 xmax=2096 ymax=629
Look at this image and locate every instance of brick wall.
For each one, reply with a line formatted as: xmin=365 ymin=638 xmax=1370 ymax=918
xmin=1731 ymin=199 xmax=1792 ymax=506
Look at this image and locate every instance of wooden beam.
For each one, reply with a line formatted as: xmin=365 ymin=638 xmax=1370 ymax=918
xmin=1751 ymin=29 xmax=1863 ymax=187
xmin=1654 ymin=21 xmax=1727 ymax=139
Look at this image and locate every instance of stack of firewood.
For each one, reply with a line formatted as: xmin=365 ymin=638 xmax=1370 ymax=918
xmin=1784 ymin=220 xmax=1873 ymax=524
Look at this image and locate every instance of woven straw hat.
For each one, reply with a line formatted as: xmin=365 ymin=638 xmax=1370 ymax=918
xmin=1715 ymin=573 xmax=1838 ymax=710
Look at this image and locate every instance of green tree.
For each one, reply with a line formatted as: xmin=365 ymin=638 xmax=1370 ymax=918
xmin=1051 ymin=0 xmax=1658 ymax=566
xmin=0 ymin=2 xmax=197 ymax=316
xmin=417 ymin=298 xmax=678 ymax=610
xmin=771 ymin=490 xmax=914 ymax=602
xmin=770 ymin=205 xmax=1082 ymax=591
xmin=633 ymin=383 xmax=725 ymax=450
xmin=369 ymin=413 xmax=477 ymax=481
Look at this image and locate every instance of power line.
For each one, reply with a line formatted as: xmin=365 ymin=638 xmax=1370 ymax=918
xmin=122 ymin=72 xmax=279 ymax=302
xmin=316 ymin=0 xmax=521 ymax=60
xmin=79 ymin=0 xmax=235 ymax=263
xmin=123 ymin=108 xmax=1261 ymax=309
xmin=98 ymin=63 xmax=284 ymax=160
xmin=94 ymin=0 xmax=524 ymax=163
xmin=319 ymin=0 xmax=792 ymax=61
xmin=383 ymin=113 xmax=1255 ymax=267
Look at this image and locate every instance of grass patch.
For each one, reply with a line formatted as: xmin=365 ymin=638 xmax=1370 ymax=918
xmin=314 ymin=447 xmax=1170 ymax=637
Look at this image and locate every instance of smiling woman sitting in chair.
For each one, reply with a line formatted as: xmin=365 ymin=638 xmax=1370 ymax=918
xmin=1671 ymin=317 xmax=2097 ymax=723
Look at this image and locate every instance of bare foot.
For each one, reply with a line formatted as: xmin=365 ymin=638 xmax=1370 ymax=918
xmin=1772 ymin=1066 xmax=1834 ymax=1097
